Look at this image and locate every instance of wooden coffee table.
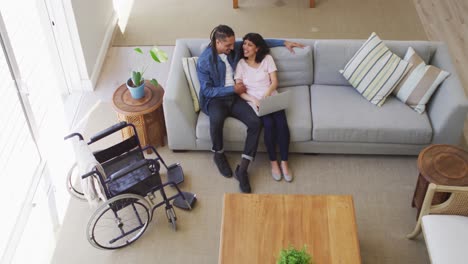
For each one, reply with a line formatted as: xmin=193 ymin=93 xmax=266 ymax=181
xmin=219 ymin=194 xmax=361 ymax=264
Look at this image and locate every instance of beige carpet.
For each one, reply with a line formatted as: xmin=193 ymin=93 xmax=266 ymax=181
xmin=51 ymin=102 xmax=430 ymax=263
xmin=113 ymin=0 xmax=427 ymax=46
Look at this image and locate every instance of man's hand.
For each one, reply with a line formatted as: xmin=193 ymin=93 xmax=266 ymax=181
xmin=234 ymin=83 xmax=246 ymax=94
xmin=284 ymin=40 xmax=305 ymax=53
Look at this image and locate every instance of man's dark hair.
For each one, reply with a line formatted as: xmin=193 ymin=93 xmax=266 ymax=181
xmin=209 ymin=25 xmax=235 ymax=64
xmin=241 ymin=33 xmax=270 ymax=63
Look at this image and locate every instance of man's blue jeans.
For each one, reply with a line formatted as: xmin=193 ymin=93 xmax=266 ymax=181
xmin=206 ymin=95 xmax=261 ymax=160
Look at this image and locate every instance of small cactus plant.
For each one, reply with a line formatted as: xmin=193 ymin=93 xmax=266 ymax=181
xmin=130 ymin=46 xmax=168 ymax=88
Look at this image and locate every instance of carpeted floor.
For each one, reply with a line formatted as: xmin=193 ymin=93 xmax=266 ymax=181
xmin=51 ymin=102 xmax=430 ymax=263
xmin=113 ymin=0 xmax=427 ymax=46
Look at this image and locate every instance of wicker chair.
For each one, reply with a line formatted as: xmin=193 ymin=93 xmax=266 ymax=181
xmin=407 ymin=183 xmax=468 ymax=263
xmin=407 ymin=183 xmax=468 ymax=239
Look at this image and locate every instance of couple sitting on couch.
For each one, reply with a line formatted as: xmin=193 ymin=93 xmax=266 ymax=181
xmin=197 ymin=24 xmax=304 ymax=193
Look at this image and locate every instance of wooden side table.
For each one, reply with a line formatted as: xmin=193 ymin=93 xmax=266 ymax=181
xmin=412 ymin=144 xmax=468 ymax=218
xmin=112 ymin=81 xmax=166 ymax=153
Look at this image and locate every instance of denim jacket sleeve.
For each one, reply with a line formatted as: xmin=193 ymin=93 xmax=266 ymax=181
xmin=197 ymin=55 xmax=235 ymax=98
xmin=264 ymin=39 xmax=285 ymax=48
xmin=235 ymin=39 xmax=285 ymax=48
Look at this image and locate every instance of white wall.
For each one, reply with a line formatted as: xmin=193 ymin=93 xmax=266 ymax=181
xmin=70 ymin=0 xmax=116 ymax=89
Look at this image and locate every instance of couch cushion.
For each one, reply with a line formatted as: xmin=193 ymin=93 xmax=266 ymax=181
xmin=422 ymin=215 xmax=468 ymax=264
xmin=182 ymin=57 xmax=201 ymax=112
xmin=393 ymin=47 xmax=450 ymax=114
xmin=270 ymin=46 xmax=313 ymax=88
xmin=196 ymin=86 xmax=312 ymax=142
xmin=279 ymin=86 xmax=312 ymax=142
xmin=314 ymin=39 xmax=436 ymax=86
xmin=339 ymin=33 xmax=411 ymax=106
xmin=194 ymin=44 xmax=313 ymax=89
xmin=311 ymin=84 xmax=432 ymax=144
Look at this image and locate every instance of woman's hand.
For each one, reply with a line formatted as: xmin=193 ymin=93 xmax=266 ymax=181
xmin=252 ymin=98 xmax=261 ymax=110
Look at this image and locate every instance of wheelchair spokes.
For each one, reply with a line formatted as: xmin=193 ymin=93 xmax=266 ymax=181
xmin=87 ymin=194 xmax=151 ymax=250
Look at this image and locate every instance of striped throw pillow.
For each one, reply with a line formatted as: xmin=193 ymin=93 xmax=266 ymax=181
xmin=393 ymin=47 xmax=450 ymax=114
xmin=340 ymin=32 xmax=411 ymax=106
xmin=182 ymin=57 xmax=201 ymax=112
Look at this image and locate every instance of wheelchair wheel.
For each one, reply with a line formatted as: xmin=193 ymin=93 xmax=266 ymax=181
xmin=166 ymin=207 xmax=177 ymax=231
xmin=87 ymin=194 xmax=151 ymax=250
xmin=66 ymin=162 xmax=86 ymax=200
xmin=149 ymin=160 xmax=160 ymax=174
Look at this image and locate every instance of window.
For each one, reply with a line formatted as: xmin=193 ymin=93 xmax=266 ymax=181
xmin=0 ymin=1 xmax=74 ymax=262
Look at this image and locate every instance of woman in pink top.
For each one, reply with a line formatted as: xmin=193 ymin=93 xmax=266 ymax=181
xmin=234 ymin=33 xmax=293 ymax=182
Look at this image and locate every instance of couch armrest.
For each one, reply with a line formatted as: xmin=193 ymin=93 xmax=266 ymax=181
xmin=163 ymin=40 xmax=198 ymax=150
xmin=427 ymin=43 xmax=468 ymax=144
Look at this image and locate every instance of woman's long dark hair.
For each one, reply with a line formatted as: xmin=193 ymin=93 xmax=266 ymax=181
xmin=241 ymin=33 xmax=270 ymax=63
xmin=209 ymin=25 xmax=235 ymax=65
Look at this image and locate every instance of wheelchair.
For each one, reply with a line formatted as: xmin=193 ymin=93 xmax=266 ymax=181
xmin=64 ymin=121 xmax=195 ymax=250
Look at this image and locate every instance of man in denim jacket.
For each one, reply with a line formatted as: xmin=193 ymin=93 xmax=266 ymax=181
xmin=197 ymin=24 xmax=302 ymax=193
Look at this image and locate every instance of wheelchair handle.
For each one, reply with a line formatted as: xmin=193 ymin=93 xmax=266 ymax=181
xmin=81 ymin=170 xmax=98 ymax=179
xmin=64 ymin=133 xmax=84 ymax=141
xmin=89 ymin=121 xmax=133 ymax=144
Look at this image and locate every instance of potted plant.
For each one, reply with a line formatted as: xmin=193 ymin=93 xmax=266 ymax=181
xmin=126 ymin=46 xmax=168 ymax=99
xmin=277 ymin=245 xmax=313 ymax=264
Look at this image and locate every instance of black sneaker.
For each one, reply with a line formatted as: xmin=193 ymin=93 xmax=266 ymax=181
xmin=235 ymin=165 xmax=251 ymax=193
xmin=213 ymin=152 xmax=232 ymax=177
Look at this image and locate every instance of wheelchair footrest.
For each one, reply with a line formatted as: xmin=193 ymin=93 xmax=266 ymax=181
xmin=167 ymin=164 xmax=184 ymax=185
xmin=173 ymin=192 xmax=196 ymax=210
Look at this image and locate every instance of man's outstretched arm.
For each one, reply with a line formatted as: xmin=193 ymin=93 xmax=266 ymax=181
xmin=265 ymin=39 xmax=305 ymax=53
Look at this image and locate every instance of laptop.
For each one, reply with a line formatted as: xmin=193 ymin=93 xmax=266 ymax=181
xmin=256 ymin=91 xmax=291 ymax=117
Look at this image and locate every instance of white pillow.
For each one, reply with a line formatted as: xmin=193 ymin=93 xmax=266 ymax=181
xmin=182 ymin=57 xmax=201 ymax=112
xmin=340 ymin=32 xmax=412 ymax=106
xmin=393 ymin=47 xmax=450 ymax=114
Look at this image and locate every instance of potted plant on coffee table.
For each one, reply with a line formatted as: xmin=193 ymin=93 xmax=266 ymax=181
xmin=277 ymin=245 xmax=313 ymax=264
xmin=126 ymin=46 xmax=168 ymax=99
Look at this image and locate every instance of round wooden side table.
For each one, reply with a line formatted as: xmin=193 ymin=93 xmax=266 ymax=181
xmin=112 ymin=81 xmax=166 ymax=153
xmin=411 ymin=144 xmax=468 ymax=218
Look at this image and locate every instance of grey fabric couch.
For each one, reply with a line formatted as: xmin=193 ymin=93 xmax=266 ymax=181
xmin=163 ymin=38 xmax=468 ymax=155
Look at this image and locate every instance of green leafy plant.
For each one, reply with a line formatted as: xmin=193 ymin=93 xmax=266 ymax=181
xmin=130 ymin=46 xmax=168 ymax=88
xmin=277 ymin=245 xmax=313 ymax=264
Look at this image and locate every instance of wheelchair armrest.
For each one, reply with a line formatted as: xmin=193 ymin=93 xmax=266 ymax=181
xmin=89 ymin=121 xmax=128 ymax=144
xmin=106 ymin=159 xmax=149 ymax=182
